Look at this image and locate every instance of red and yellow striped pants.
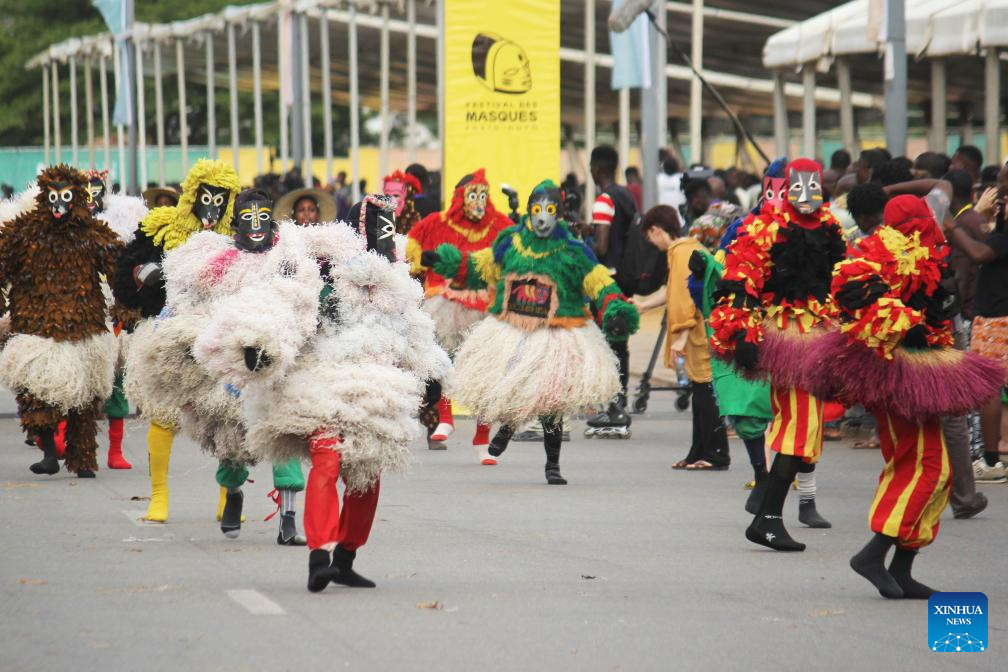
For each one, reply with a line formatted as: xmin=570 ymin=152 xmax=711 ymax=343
xmin=869 ymin=412 xmax=950 ymax=549
xmin=767 ymin=386 xmax=824 ymax=464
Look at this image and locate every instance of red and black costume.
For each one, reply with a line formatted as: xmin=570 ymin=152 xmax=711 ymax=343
xmin=812 ymin=195 xmax=1003 ymax=598
xmin=406 ymin=169 xmax=512 ymax=458
xmin=709 ymin=158 xmax=846 ymax=551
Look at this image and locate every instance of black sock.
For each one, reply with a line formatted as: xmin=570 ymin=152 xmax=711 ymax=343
xmin=984 ymin=451 xmax=1000 ymax=467
xmin=888 ymin=547 xmax=936 ymax=599
xmin=850 ymin=533 xmax=903 ymax=598
xmin=745 ymin=455 xmax=805 ymax=551
xmin=743 ymin=435 xmax=766 ymax=476
xmin=543 ymin=416 xmax=566 ymax=485
xmin=489 ymin=425 xmax=514 ymax=457
xmin=29 ymin=429 xmax=60 ymax=475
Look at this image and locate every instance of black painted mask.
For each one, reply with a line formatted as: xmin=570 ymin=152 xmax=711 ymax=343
xmin=46 ymin=181 xmax=76 ymax=221
xmin=233 ymin=196 xmax=276 ymax=253
xmin=193 ymin=183 xmax=230 ymax=230
xmin=86 ymin=178 xmax=106 ymax=214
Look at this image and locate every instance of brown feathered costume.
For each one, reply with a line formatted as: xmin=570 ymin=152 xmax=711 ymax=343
xmin=0 ymin=165 xmax=122 ymax=474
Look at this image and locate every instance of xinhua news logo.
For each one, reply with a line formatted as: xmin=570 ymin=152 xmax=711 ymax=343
xmin=928 ymin=592 xmax=988 ymax=652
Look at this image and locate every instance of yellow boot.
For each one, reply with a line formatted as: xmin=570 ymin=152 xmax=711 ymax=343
xmin=145 ymin=422 xmax=174 ymax=522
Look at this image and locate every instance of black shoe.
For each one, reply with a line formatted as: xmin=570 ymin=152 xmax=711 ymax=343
xmin=307 ymin=549 xmax=333 ymax=592
xmin=952 ymin=492 xmax=988 ymax=519
xmin=850 ymin=533 xmax=904 ymax=599
xmin=798 ymin=499 xmax=832 ymax=528
xmin=277 ymin=512 xmax=307 ymax=546
xmin=888 ymin=547 xmax=936 ymax=599
xmin=745 ymin=515 xmax=806 ymax=551
xmin=220 ymin=490 xmax=243 ymax=539
xmin=76 ymin=469 xmax=96 ymax=478
xmin=329 ymin=546 xmax=376 ymax=588
xmin=545 ymin=463 xmax=567 ymax=485
xmin=29 ymin=455 xmax=60 ymax=475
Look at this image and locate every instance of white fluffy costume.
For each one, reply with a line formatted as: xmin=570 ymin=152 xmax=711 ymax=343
xmin=192 ymin=211 xmax=447 ymax=590
xmin=193 ymin=220 xmax=449 ymax=490
xmin=113 ymin=158 xmax=241 ymax=522
xmin=125 ymin=230 xmax=254 ymax=467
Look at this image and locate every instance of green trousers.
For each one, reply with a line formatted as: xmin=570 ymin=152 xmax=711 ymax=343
xmin=215 ymin=457 xmax=305 ymax=490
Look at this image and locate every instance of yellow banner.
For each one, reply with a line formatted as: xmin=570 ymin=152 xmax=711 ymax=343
xmin=442 ymin=0 xmax=560 ymax=212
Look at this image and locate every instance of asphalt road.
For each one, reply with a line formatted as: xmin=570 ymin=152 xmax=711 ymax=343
xmin=1 ymin=403 xmax=1004 ymax=672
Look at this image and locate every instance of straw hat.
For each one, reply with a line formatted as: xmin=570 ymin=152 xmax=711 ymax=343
xmin=275 ymin=187 xmax=338 ymax=224
xmin=142 ymin=187 xmax=180 ymax=209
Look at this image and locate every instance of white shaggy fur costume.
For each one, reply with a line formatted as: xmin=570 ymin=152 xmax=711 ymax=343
xmin=123 ymin=231 xmax=255 ymax=465
xmin=191 ymin=221 xmax=449 ymax=493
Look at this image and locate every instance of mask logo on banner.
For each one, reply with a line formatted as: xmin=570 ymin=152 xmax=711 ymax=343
xmin=471 ymin=32 xmax=532 ymax=94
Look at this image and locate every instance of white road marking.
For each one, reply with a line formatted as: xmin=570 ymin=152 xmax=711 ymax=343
xmin=227 ymin=589 xmax=285 ymax=615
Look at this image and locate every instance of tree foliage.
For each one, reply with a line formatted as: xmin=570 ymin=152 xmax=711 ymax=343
xmin=0 ymin=0 xmax=258 ymax=146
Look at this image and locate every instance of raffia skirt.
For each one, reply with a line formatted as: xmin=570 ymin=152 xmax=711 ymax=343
xmin=453 ymin=315 xmax=620 ymax=427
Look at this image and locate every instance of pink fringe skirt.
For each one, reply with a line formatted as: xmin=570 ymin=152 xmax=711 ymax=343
xmin=807 ymin=330 xmax=1005 ymax=421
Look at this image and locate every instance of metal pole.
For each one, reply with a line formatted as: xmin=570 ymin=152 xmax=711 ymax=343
xmin=836 ymin=58 xmax=856 ymax=155
xmin=252 ymin=21 xmax=264 ymax=176
xmin=379 ymin=3 xmax=391 ymax=180
xmin=961 ymin=101 xmax=974 ymax=145
xmin=206 ymin=32 xmax=216 ymax=158
xmin=407 ymin=0 xmax=417 ymax=163
xmin=52 ymin=61 xmax=61 ymax=163
xmin=112 ymin=37 xmax=126 ymax=187
xmin=84 ymin=56 xmax=95 ymax=169
xmin=153 ymin=41 xmax=165 ymax=186
xmin=176 ymin=40 xmax=189 ymax=169
xmin=930 ymin=59 xmax=946 ymax=152
xmin=43 ymin=66 xmax=50 ymax=165
xmin=584 ymin=0 xmax=596 ymax=210
xmin=227 ymin=22 xmax=240 ymax=174
xmin=618 ymin=87 xmax=630 ymax=179
xmin=123 ymin=1 xmax=137 ymax=194
xmin=290 ymin=12 xmax=303 ymax=171
xmin=135 ymin=41 xmax=147 ymax=190
xmin=320 ymin=12 xmax=333 ymax=185
xmin=300 ymin=12 xmax=313 ymax=184
xmin=884 ymin=0 xmax=907 ymax=155
xmin=436 ymin=0 xmax=444 ymax=201
xmin=656 ymin=1 xmax=667 ymax=156
xmin=985 ymin=49 xmax=1001 ymax=166
xmin=349 ymin=5 xmax=360 ymax=201
xmin=641 ymin=13 xmax=660 ymax=208
xmin=772 ymin=71 xmax=788 ymax=157
xmin=99 ymin=54 xmax=111 ymax=171
xmin=689 ymin=0 xmax=704 ymax=164
xmin=802 ymin=64 xmax=815 ymax=158
xmin=279 ymin=10 xmax=289 ymax=173
xmin=70 ymin=54 xmax=79 ymax=166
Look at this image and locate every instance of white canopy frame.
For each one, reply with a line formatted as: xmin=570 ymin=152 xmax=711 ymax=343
xmin=26 ymin=0 xmax=887 ymax=189
xmin=764 ymin=0 xmax=1008 ymax=161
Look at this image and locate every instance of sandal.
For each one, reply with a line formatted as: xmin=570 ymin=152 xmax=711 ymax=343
xmin=684 ymin=460 xmax=728 ymax=471
xmin=852 ymin=437 xmax=880 ymax=449
xmin=671 ymin=459 xmax=692 ymax=470
xmin=823 ymin=427 xmax=843 ymax=441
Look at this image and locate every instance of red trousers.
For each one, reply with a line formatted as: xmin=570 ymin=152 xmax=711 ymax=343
xmin=304 ymin=436 xmax=381 ymax=551
xmin=869 ymin=412 xmax=950 ymax=549
xmin=767 ymin=386 xmax=824 ymax=464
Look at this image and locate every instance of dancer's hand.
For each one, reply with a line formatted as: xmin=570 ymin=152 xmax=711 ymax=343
xmin=420 ymin=250 xmax=440 ymax=268
xmin=733 ymin=332 xmax=758 ymax=371
xmin=134 ymin=262 xmax=163 ymax=288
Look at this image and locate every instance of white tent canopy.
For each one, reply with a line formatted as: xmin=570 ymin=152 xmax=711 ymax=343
xmin=764 ymin=0 xmax=1008 ymax=68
